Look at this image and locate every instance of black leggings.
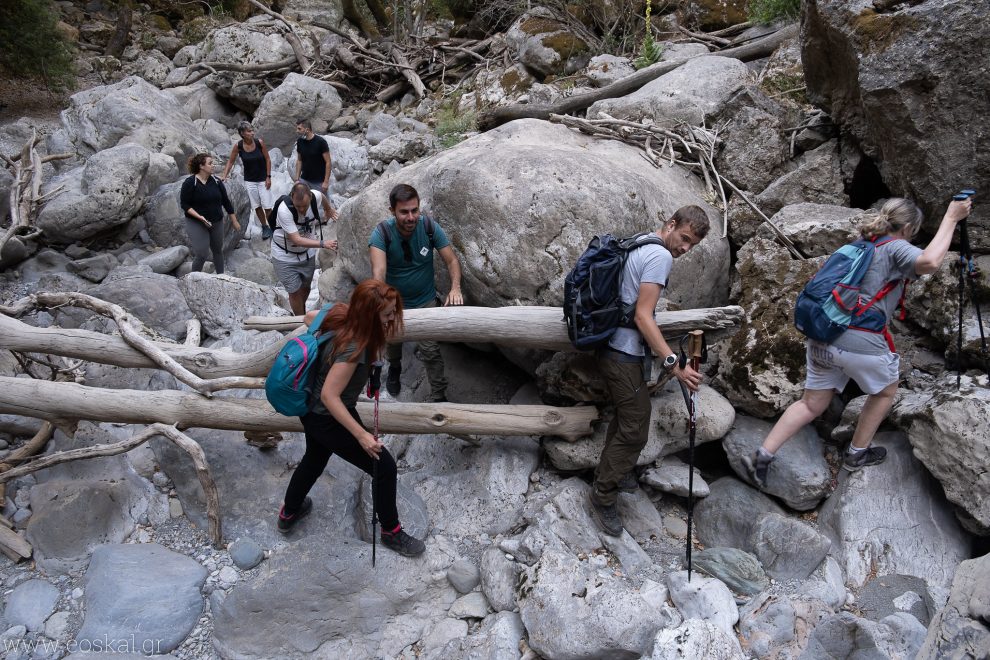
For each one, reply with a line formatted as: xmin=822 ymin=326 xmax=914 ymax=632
xmin=282 ymin=408 xmax=399 ymax=530
xmin=185 ymin=217 xmax=225 ymax=274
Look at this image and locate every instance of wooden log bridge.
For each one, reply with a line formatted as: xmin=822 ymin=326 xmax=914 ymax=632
xmin=244 ymin=305 xmax=746 ymax=351
xmin=0 ymin=305 xmax=743 ymax=379
xmin=0 ymin=377 xmax=597 ymax=442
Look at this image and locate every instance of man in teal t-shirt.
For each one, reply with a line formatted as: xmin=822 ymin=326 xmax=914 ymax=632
xmin=369 ymin=183 xmax=464 ymax=402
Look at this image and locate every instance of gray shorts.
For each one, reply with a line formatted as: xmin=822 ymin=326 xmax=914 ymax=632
xmin=272 ymin=256 xmax=315 ymax=294
xmin=804 ymin=341 xmax=899 ymax=395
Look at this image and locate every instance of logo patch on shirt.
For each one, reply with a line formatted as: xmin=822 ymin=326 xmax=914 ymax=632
xmin=419 ymin=246 xmax=429 ymax=257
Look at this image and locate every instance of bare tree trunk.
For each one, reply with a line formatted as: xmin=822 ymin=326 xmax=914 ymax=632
xmin=0 ymin=377 xmax=598 ymax=441
xmin=342 ymin=0 xmax=380 ymax=38
xmin=105 ymin=0 xmax=133 ymax=58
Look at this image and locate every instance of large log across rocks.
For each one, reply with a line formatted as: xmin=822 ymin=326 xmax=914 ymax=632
xmin=244 ymin=305 xmax=746 ymax=350
xmin=0 ymin=305 xmax=743 ymax=376
xmin=0 ymin=377 xmax=598 ymax=442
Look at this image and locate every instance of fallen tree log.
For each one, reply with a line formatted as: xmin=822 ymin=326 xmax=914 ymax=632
xmin=477 ymin=24 xmax=798 ymax=131
xmin=244 ymin=305 xmax=746 ymax=350
xmin=0 ymin=377 xmax=597 ymax=441
xmin=0 ymin=313 xmax=289 ymax=378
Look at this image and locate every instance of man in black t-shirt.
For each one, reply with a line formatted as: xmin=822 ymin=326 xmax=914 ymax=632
xmin=294 ymin=118 xmax=331 ymax=194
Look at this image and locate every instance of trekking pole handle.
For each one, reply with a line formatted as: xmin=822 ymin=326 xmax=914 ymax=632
xmin=687 ymin=330 xmax=704 ymax=371
xmin=368 ymin=360 xmax=384 ymax=398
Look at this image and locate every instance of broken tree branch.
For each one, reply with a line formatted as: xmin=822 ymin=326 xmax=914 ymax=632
xmin=478 ymin=24 xmax=798 ymax=130
xmin=0 ymin=423 xmax=223 ymax=546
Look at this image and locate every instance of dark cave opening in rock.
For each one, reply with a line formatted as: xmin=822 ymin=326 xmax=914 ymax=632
xmin=848 ymin=153 xmax=892 ymax=210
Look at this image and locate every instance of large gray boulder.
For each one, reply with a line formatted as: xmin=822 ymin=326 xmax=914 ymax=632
xmin=212 ymin=534 xmax=447 ymax=658
xmin=398 ymin=434 xmax=538 ymax=537
xmin=759 ymin=203 xmax=864 ymax=257
xmin=727 ymin=140 xmax=848 ymax=249
xmin=589 ymin=56 xmax=750 ymax=127
xmin=337 ymin=119 xmax=730 ymax=311
xmin=817 ymin=432 xmax=971 ymax=590
xmin=254 ymin=73 xmax=343 ymax=152
xmin=88 ymin=267 xmax=194 ymax=340
xmin=723 ymin=414 xmax=831 ymax=511
xmin=694 ymin=477 xmax=785 ymax=553
xmin=198 ymin=24 xmax=315 ymax=111
xmin=166 ymin=83 xmax=236 ymax=124
xmin=712 ymin=87 xmax=792 ymax=195
xmin=506 ymin=8 xmax=591 ymax=78
xmin=647 ymin=619 xmax=746 ymax=660
xmin=518 ymin=548 xmax=681 ymax=659
xmin=749 ymin=513 xmax=831 ymax=581
xmin=59 ymin=76 xmax=207 ymax=176
xmin=77 ymin=544 xmax=207 ymax=655
xmin=918 ymin=552 xmax=990 ymax=660
xmin=178 ymin=272 xmax=290 ymax=338
xmin=802 ymin=0 xmax=990 ymax=248
xmin=667 ymin=571 xmax=738 ymax=636
xmin=800 ymin=611 xmax=927 ymax=660
xmin=37 ymin=143 xmax=154 ymax=242
xmin=899 ymin=384 xmax=990 ymax=534
xmin=326 ymin=135 xmax=372 ymax=197
xmin=713 ymin=237 xmax=819 ymax=417
xmin=422 ymin=611 xmax=525 ymax=660
xmin=739 ymin=593 xmax=833 ymax=658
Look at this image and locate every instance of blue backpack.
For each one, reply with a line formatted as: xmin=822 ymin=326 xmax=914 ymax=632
xmin=563 ymin=232 xmax=665 ymax=350
xmin=794 ymin=237 xmax=902 ymax=343
xmin=265 ymin=304 xmax=335 ymax=416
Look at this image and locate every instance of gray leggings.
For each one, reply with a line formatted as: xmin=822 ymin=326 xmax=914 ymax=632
xmin=185 ymin=218 xmax=225 ymax=274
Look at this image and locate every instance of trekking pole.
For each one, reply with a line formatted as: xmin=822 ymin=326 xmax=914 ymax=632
xmin=953 ymin=190 xmax=987 ymax=387
xmin=367 ymin=361 xmax=384 ymax=567
xmin=677 ymin=330 xmax=705 ymax=582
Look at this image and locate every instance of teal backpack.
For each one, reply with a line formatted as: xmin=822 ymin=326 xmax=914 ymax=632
xmin=265 ymin=304 xmax=335 ymax=416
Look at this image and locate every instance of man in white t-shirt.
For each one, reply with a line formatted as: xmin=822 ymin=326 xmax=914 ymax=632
xmin=589 ymin=205 xmax=711 ymax=537
xmin=271 ymin=182 xmax=338 ymax=315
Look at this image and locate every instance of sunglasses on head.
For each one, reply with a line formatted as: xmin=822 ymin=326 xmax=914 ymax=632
xmin=401 ymin=240 xmax=413 ymax=263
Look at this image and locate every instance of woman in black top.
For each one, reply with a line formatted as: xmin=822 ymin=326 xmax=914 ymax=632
xmin=179 ymin=153 xmax=240 ymax=274
xmin=277 ymin=279 xmax=426 ymax=558
xmin=220 ymin=121 xmax=272 ymax=239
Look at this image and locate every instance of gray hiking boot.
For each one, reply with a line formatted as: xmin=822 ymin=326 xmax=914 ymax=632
xmin=618 ymin=472 xmax=639 ymax=493
xmin=589 ymin=490 xmax=623 ymax=536
xmin=381 ymin=527 xmax=426 ymax=557
xmin=742 ymin=450 xmax=774 ymax=489
xmin=843 ymin=445 xmax=887 ymax=472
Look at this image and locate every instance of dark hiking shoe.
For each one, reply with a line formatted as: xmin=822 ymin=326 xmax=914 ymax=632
xmin=843 ymin=446 xmax=887 ymax=472
xmin=276 ymin=496 xmax=312 ymax=533
xmin=385 ymin=362 xmax=401 ymax=397
xmin=261 ymin=225 xmax=273 ymax=240
xmin=426 ymin=391 xmax=447 ymax=403
xmin=589 ymin=491 xmax=623 ymax=537
xmin=381 ymin=527 xmax=426 ymax=557
xmin=742 ymin=450 xmax=774 ymax=489
xmin=618 ymin=472 xmax=639 ymax=493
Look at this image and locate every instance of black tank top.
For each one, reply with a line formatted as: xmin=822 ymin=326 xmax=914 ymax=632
xmin=238 ymin=139 xmax=267 ymax=182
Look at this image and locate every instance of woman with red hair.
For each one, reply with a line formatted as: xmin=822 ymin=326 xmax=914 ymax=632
xmin=276 ymin=279 xmax=425 ymax=557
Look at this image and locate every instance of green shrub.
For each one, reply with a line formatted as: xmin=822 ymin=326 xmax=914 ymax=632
xmin=435 ymin=104 xmax=477 ymax=149
xmin=747 ymin=0 xmax=801 ymax=25
xmin=633 ymin=0 xmax=664 ymax=70
xmin=0 ymin=0 xmax=75 ymax=91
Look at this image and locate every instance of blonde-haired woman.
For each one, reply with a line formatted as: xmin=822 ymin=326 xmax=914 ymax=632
xmin=744 ymin=196 xmax=972 ymax=488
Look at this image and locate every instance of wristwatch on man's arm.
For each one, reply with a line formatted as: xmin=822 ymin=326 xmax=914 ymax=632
xmin=661 ymin=353 xmax=678 ymax=371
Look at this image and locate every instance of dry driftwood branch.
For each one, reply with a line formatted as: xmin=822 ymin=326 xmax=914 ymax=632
xmin=0 ymin=132 xmax=46 ymax=259
xmin=0 ymin=312 xmax=289 ymax=378
xmin=3 ymin=293 xmax=264 ymax=394
xmin=0 ymin=420 xmax=55 ymax=508
xmin=0 ymin=525 xmax=31 ymax=562
xmin=244 ymin=0 xmax=311 ymax=71
xmin=478 ymin=24 xmax=798 ymax=131
xmin=185 ymin=319 xmax=202 ymax=347
xmin=391 ymin=44 xmax=426 ymax=98
xmin=0 ymin=423 xmax=223 ymax=546
xmin=0 ymin=377 xmax=599 ymax=442
xmin=244 ymin=305 xmax=746 ymax=350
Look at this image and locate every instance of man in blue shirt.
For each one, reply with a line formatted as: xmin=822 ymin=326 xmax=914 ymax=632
xmin=369 ymin=184 xmax=464 ymax=402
